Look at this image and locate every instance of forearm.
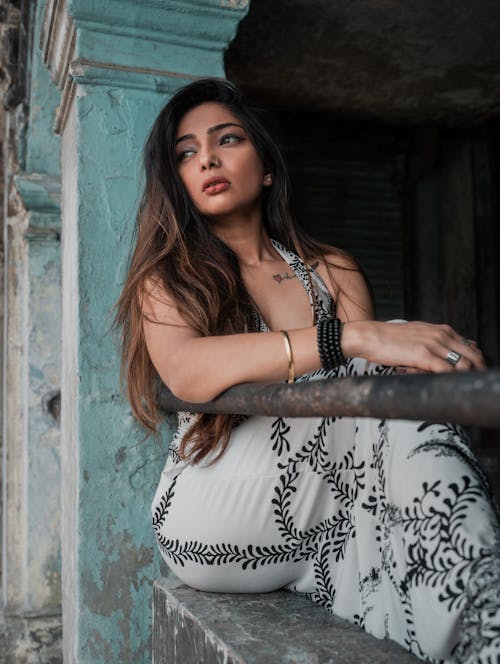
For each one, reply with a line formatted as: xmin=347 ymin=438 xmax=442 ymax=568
xmin=166 ymin=327 xmax=323 ymax=402
xmin=160 ymin=320 xmax=370 ymax=403
xmin=151 ymin=318 xmax=485 ymax=403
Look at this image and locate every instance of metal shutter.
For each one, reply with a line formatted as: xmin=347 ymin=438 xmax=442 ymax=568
xmin=283 ymin=130 xmax=408 ymax=320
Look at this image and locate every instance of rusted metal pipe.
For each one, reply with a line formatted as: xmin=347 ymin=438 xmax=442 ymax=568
xmin=160 ymin=369 xmax=500 ymax=427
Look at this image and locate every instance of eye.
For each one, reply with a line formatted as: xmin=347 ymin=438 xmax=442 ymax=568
xmin=219 ymin=134 xmax=242 ymax=146
xmin=177 ymin=147 xmax=196 ymax=162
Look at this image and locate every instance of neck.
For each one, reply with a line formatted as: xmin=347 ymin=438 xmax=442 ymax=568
xmin=212 ymin=213 xmax=276 ymax=266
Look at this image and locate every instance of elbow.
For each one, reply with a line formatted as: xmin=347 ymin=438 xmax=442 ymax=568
xmin=167 ymin=378 xmax=220 ymax=405
xmin=161 ymin=359 xmax=220 ymax=404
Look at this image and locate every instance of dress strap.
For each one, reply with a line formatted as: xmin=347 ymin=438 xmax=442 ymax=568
xmin=270 ymin=239 xmax=335 ymax=320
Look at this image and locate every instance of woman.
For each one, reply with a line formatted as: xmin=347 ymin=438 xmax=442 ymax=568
xmin=115 ymin=78 xmax=499 ymax=662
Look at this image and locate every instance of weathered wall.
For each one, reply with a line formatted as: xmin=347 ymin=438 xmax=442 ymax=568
xmin=41 ymin=0 xmax=249 ymax=661
xmin=60 ymin=85 xmax=174 ymax=664
xmin=6 ymin=2 xmax=497 ymax=663
xmin=1 ymin=0 xmax=63 ymax=662
xmin=0 ymin=5 xmax=21 ymax=618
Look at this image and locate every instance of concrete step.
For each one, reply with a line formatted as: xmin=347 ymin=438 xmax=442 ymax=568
xmin=153 ymin=576 xmax=421 ymax=663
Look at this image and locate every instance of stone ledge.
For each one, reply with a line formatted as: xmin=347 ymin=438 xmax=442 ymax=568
xmin=153 ymin=576 xmax=420 ymax=663
xmin=0 ymin=612 xmax=62 ymax=664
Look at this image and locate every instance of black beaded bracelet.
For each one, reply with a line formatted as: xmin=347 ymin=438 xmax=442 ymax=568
xmin=316 ymin=317 xmax=347 ymax=371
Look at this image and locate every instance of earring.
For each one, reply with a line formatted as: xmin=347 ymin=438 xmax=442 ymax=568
xmin=264 ymin=173 xmax=272 ymax=186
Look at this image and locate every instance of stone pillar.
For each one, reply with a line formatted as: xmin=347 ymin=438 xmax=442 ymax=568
xmin=3 ymin=175 xmax=62 ymax=616
xmin=1 ymin=179 xmax=63 ymax=663
xmin=41 ymin=1 xmax=249 ymax=661
xmin=1 ymin=0 xmax=63 ymax=660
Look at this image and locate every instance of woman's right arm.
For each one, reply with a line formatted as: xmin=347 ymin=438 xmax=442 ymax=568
xmin=142 ymin=280 xmax=486 ymax=404
xmin=142 ymin=279 xmax=323 ymax=402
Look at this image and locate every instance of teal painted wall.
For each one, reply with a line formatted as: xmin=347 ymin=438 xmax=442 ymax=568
xmin=1 ymin=3 xmax=63 ymax=660
xmin=4 ymin=0 xmax=62 ymax=615
xmin=58 ymin=2 xmax=249 ymax=660
xmin=26 ymin=0 xmax=60 ymax=176
xmin=23 ymin=0 xmax=62 ymax=616
xmin=26 ymin=223 xmax=62 ymax=612
xmin=75 ymin=87 xmax=178 ymax=661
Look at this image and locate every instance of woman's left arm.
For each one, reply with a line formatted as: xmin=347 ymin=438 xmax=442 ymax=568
xmin=317 ymin=251 xmax=486 ymax=373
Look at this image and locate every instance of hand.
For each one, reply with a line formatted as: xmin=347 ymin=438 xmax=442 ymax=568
xmin=343 ymin=321 xmax=486 ymax=373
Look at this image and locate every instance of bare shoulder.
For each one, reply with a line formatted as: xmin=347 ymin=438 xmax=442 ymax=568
xmin=314 ymin=246 xmax=374 ymax=321
xmin=141 ymin=274 xmax=189 ymax=328
xmin=314 ymin=246 xmax=361 ymax=293
xmin=321 ymin=247 xmax=360 ymax=272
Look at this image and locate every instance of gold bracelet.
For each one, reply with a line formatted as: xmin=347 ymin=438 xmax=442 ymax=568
xmin=280 ymin=330 xmax=295 ymax=384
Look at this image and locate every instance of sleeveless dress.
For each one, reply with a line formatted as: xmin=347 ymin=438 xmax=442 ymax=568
xmin=151 ymin=240 xmax=500 ymax=663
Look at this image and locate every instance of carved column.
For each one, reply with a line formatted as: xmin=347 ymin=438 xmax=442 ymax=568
xmin=3 ymin=174 xmax=62 ymax=615
xmin=1 ymin=0 xmax=63 ymax=660
xmin=41 ymin=1 xmax=249 ymax=661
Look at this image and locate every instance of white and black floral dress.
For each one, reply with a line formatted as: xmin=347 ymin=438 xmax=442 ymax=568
xmin=151 ymin=240 xmax=500 ymax=663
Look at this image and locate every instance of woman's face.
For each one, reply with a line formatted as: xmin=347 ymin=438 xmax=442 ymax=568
xmin=174 ymin=102 xmax=269 ymax=222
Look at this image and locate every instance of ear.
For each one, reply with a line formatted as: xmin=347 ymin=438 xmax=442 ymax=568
xmin=263 ymin=173 xmax=273 ymax=186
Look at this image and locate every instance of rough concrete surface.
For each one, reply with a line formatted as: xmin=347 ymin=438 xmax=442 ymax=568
xmin=226 ymin=0 xmax=500 ymax=125
xmin=0 ymin=613 xmax=62 ymax=664
xmin=153 ymin=576 xmax=420 ymax=663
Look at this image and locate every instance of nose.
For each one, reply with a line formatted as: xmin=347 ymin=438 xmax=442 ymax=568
xmin=199 ymin=149 xmax=221 ymax=170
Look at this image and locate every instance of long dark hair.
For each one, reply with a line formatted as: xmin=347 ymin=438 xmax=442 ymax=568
xmin=115 ymin=78 xmax=353 ymax=463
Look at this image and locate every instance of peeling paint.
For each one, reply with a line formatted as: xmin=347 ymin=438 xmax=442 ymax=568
xmin=80 ymin=520 xmax=155 ymax=662
xmin=220 ymin=0 xmax=249 ymax=9
xmin=2 ymin=2 xmax=63 ymax=661
xmin=27 ymin=1 xmax=251 ymax=661
xmin=0 ymin=614 xmax=63 ymax=664
xmin=115 ymin=446 xmax=127 ymax=466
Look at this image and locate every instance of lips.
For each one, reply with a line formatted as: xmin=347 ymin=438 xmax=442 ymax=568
xmin=202 ymin=177 xmax=230 ymax=195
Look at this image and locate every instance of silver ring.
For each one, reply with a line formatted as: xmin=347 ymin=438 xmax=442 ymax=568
xmin=446 ymin=350 xmax=461 ymax=367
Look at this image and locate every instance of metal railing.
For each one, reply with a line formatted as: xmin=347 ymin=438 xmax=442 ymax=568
xmin=160 ymin=368 xmax=500 ymax=427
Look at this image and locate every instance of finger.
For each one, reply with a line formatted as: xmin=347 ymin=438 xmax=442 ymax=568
xmin=422 ymin=343 xmax=458 ymax=373
xmin=463 ymin=342 xmax=486 ymax=368
xmin=456 ymin=341 xmax=486 ymax=369
xmin=461 ymin=338 xmax=484 ymax=358
xmin=439 ymin=344 xmax=480 ymax=372
xmin=455 ymin=355 xmax=473 ymax=372
xmin=426 ymin=337 xmax=465 ymax=373
xmin=461 ymin=337 xmax=478 ymax=348
xmin=437 ymin=327 xmax=486 ymax=370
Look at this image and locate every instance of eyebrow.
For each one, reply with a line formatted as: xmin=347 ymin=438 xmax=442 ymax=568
xmin=175 ymin=122 xmax=245 ymax=146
